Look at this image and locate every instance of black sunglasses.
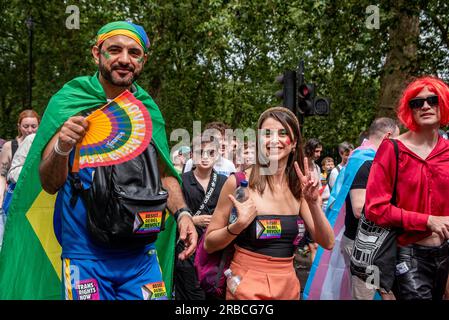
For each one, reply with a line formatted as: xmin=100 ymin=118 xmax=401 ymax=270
xmin=408 ymin=95 xmax=438 ymax=109
xmin=195 ymin=149 xmax=216 ymax=157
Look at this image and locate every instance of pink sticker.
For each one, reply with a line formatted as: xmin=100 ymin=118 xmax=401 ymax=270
xmin=76 ymin=279 xmax=100 ymax=300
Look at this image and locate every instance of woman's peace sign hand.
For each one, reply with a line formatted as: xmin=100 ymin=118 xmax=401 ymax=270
xmin=294 ymin=157 xmax=320 ymax=203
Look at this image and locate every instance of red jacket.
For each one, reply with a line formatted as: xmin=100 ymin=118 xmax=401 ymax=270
xmin=365 ymin=137 xmax=449 ymax=246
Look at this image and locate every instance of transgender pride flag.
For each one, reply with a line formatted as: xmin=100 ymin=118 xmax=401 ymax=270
xmin=303 ymin=142 xmax=376 ymax=300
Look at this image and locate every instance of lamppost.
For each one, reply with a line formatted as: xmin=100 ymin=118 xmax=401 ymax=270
xmin=25 ymin=16 xmax=34 ymax=108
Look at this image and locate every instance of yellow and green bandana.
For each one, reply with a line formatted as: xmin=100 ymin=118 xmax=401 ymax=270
xmin=96 ymin=21 xmax=150 ymax=52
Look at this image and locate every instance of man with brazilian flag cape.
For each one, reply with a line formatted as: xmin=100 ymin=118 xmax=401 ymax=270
xmin=0 ymin=21 xmax=197 ymax=300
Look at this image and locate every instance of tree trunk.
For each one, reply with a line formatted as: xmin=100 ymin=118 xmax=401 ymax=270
xmin=377 ymin=1 xmax=420 ymax=118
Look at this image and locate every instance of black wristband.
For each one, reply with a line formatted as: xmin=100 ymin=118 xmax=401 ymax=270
xmin=173 ymin=207 xmax=192 ymax=221
xmin=226 ymin=224 xmax=239 ymax=236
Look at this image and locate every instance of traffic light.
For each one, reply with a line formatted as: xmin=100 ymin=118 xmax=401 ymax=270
xmin=297 ymin=83 xmax=331 ymax=116
xmin=298 ymin=83 xmax=315 ymax=115
xmin=274 ymin=62 xmax=331 ymax=117
xmin=313 ymin=97 xmax=331 ymax=115
xmin=275 ymin=70 xmax=297 ymax=113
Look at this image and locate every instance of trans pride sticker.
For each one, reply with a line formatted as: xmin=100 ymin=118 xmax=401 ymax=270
xmin=133 ymin=211 xmax=162 ymax=234
xmin=141 ymin=281 xmax=168 ymax=300
xmin=293 ymin=217 xmax=306 ymax=246
xmin=75 ymin=279 xmax=100 ymax=300
xmin=256 ymin=219 xmax=282 ymax=239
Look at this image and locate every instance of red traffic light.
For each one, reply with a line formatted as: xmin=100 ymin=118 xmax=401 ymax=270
xmin=301 ymin=87 xmax=309 ymax=96
xmin=298 ymin=84 xmax=315 ymax=99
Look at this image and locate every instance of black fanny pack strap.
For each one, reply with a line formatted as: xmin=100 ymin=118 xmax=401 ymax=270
xmin=69 ymin=172 xmax=83 ymax=208
xmin=68 ymin=150 xmax=85 ymax=208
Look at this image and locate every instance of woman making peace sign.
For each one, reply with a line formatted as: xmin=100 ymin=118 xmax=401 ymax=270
xmin=204 ymin=107 xmax=334 ymax=300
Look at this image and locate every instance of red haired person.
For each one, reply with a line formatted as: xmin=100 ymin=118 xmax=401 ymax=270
xmin=365 ymin=76 xmax=449 ymax=300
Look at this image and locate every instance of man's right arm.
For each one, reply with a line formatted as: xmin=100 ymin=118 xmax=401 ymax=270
xmin=39 ymin=116 xmax=88 ymax=194
xmin=349 ymin=161 xmax=372 ymax=219
xmin=40 ymin=134 xmax=70 ymax=194
xmin=349 ymin=189 xmax=366 ymax=219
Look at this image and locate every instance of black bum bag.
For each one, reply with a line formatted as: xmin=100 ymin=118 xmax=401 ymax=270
xmin=75 ymin=141 xmax=169 ymax=249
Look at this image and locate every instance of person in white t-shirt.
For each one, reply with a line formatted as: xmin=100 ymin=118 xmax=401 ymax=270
xmin=320 ymin=156 xmax=335 ymax=211
xmin=7 ymin=133 xmax=36 ymax=185
xmin=327 ymin=141 xmax=354 ymax=191
xmin=183 ymin=122 xmax=236 ymax=177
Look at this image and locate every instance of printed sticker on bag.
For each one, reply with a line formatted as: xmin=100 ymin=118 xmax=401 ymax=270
xmin=256 ymin=219 xmax=282 ymax=239
xmin=141 ymin=281 xmax=168 ymax=300
xmin=395 ymin=261 xmax=410 ymax=275
xmin=133 ymin=211 xmax=162 ymax=234
xmin=75 ymin=279 xmax=100 ymax=300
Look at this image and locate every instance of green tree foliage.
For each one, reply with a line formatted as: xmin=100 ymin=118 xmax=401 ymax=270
xmin=1 ymin=0 xmax=448 ymax=148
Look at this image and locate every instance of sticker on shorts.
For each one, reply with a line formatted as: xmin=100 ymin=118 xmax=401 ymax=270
xmin=75 ymin=279 xmax=100 ymax=300
xmin=395 ymin=261 xmax=410 ymax=275
xmin=141 ymin=281 xmax=168 ymax=300
xmin=256 ymin=219 xmax=282 ymax=239
xmin=134 ymin=211 xmax=162 ymax=234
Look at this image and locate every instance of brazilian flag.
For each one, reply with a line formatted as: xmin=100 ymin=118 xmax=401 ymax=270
xmin=0 ymin=73 xmax=178 ymax=299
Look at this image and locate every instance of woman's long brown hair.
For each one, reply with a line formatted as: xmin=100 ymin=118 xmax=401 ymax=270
xmin=249 ymin=107 xmax=304 ymax=200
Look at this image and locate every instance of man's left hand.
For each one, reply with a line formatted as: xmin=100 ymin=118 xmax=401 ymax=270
xmin=177 ymin=214 xmax=198 ymax=260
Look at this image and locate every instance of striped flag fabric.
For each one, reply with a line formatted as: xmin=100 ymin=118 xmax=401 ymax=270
xmin=303 ymin=143 xmax=376 ymax=300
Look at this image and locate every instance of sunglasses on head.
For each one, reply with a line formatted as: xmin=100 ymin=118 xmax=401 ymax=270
xmin=408 ymin=95 xmax=438 ymax=109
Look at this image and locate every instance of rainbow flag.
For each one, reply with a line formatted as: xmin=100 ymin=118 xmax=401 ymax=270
xmin=303 ymin=142 xmax=376 ymax=300
xmin=0 ymin=73 xmax=178 ymax=299
xmin=73 ymin=90 xmax=152 ymax=171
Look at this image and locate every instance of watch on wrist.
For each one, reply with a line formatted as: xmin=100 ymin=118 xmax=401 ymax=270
xmin=173 ymin=207 xmax=192 ymax=222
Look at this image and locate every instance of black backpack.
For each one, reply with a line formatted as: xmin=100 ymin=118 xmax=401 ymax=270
xmin=77 ymin=141 xmax=168 ymax=248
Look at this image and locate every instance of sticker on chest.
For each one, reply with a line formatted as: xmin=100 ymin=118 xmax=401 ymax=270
xmin=256 ymin=219 xmax=282 ymax=239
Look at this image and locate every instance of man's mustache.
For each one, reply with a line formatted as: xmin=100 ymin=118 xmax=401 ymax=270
xmin=111 ymin=64 xmax=135 ymax=72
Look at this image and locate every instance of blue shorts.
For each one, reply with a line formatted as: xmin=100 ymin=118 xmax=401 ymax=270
xmin=62 ymin=245 xmax=168 ymax=300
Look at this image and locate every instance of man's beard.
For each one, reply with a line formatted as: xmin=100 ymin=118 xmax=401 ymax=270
xmin=99 ymin=59 xmax=142 ymax=87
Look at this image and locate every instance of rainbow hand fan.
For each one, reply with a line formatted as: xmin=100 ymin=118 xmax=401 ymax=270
xmin=72 ymin=90 xmax=152 ymax=172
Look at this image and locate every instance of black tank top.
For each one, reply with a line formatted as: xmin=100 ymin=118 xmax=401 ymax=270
xmin=236 ymin=214 xmax=298 ymax=258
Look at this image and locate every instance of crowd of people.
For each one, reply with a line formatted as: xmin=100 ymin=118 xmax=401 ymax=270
xmin=1 ymin=20 xmax=449 ymax=301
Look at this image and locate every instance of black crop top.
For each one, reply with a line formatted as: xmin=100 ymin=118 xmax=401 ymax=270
xmin=236 ymin=215 xmax=298 ymax=258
